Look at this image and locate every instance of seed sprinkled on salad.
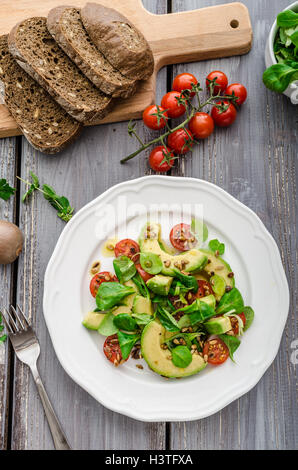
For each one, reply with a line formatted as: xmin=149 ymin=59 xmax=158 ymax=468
xmin=82 ymin=220 xmax=254 ymax=378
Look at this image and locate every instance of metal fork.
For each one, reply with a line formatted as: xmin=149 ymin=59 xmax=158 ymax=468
xmin=1 ymin=305 xmax=71 ymax=450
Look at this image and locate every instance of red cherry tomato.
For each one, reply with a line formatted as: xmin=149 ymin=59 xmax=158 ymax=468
xmin=169 ymin=223 xmax=197 ymax=251
xmin=135 ymin=263 xmax=153 ymax=282
xmin=167 ymin=128 xmax=193 ymax=154
xmin=103 ymin=334 xmax=128 ymax=366
xmin=172 ymin=73 xmax=198 ymax=97
xmin=142 ymin=104 xmax=168 ymax=130
xmin=188 ymin=112 xmax=214 ymax=139
xmin=211 ymin=101 xmax=237 ymax=127
xmin=114 ymin=239 xmax=140 ymax=263
xmin=225 ymin=83 xmax=247 ymax=105
xmin=230 ymin=312 xmax=247 ymax=335
xmin=90 ymin=271 xmax=117 ymax=298
xmin=161 ymin=91 xmax=186 ymax=119
xmin=149 ymin=146 xmax=175 ymax=173
xmin=195 ymin=280 xmax=214 ymax=298
xmin=206 ymin=71 xmax=228 ymax=95
xmin=203 ymin=337 xmax=229 ymax=365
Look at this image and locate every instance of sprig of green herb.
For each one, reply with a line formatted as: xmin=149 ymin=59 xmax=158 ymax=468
xmin=18 ymin=173 xmax=74 ymax=222
xmin=0 ymin=179 xmax=15 ymax=201
xmin=0 ymin=313 xmax=7 ymax=343
xmin=208 ymin=238 xmax=225 ymax=255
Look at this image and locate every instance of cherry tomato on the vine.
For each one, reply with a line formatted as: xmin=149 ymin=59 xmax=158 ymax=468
xmin=167 ymin=128 xmax=193 ymax=154
xmin=203 ymin=337 xmax=229 ymax=365
xmin=206 ymin=71 xmax=228 ymax=95
xmin=188 ymin=112 xmax=214 ymax=139
xmin=142 ymin=104 xmax=168 ymax=130
xmin=103 ymin=334 xmax=128 ymax=366
xmin=114 ymin=239 xmax=140 ymax=262
xmin=149 ymin=146 xmax=175 ymax=173
xmin=211 ymin=101 xmax=237 ymax=127
xmin=225 ymin=83 xmax=247 ymax=105
xmin=90 ymin=271 xmax=117 ymax=297
xmin=161 ymin=91 xmax=186 ymax=119
xmin=172 ymin=73 xmax=198 ymax=97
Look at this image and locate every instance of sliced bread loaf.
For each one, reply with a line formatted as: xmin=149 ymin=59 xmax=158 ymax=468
xmin=47 ymin=6 xmax=137 ymax=99
xmin=8 ymin=17 xmax=113 ymax=122
xmin=0 ymin=35 xmax=81 ymax=154
xmin=81 ymin=3 xmax=154 ymax=81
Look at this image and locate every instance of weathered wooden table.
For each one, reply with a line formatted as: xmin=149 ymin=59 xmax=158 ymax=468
xmin=0 ymin=0 xmax=297 ymax=450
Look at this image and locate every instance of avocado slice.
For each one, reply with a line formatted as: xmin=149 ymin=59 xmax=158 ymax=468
xmin=82 ymin=311 xmax=106 ymax=330
xmin=200 ymin=294 xmax=216 ymax=309
xmin=132 ymin=295 xmax=154 ymax=315
xmin=205 ymin=315 xmax=232 ymax=334
xmin=139 ymin=222 xmax=208 ymax=276
xmin=146 ymin=274 xmax=173 ymax=296
xmin=112 ymin=305 xmax=132 ymax=316
xmin=141 ymin=320 xmax=206 ymax=378
xmin=200 ymin=249 xmax=235 ymax=289
xmin=122 ymin=279 xmax=139 ymax=308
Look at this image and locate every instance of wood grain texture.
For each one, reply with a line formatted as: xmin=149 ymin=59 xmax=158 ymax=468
xmin=10 ymin=0 xmax=167 ymax=450
xmin=169 ymin=0 xmax=297 ymax=450
xmin=0 ymin=136 xmax=17 ymax=449
xmin=0 ymin=0 xmax=252 ymax=137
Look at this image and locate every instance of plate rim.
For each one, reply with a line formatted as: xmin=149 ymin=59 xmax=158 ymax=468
xmin=43 ymin=175 xmax=289 ymax=422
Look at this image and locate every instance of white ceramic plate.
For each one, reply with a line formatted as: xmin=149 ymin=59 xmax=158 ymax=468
xmin=43 ymin=176 xmax=289 ymax=422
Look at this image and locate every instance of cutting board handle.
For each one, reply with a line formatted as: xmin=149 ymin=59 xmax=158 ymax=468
xmin=135 ymin=1 xmax=252 ymax=70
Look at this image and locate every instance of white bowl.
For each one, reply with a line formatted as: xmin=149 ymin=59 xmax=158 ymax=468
xmin=265 ymin=1 xmax=298 ymax=104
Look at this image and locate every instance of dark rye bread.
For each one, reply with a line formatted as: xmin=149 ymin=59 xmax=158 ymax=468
xmin=0 ymin=35 xmax=81 ymax=154
xmin=47 ymin=6 xmax=137 ymax=99
xmin=8 ymin=17 xmax=113 ymax=122
xmin=81 ymin=3 xmax=154 ymax=81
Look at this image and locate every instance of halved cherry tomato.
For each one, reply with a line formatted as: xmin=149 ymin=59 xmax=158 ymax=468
xmin=195 ymin=280 xmax=214 ymax=298
xmin=103 ymin=334 xmax=128 ymax=366
xmin=114 ymin=239 xmax=140 ymax=263
xmin=206 ymin=71 xmax=228 ymax=95
xmin=135 ymin=263 xmax=154 ymax=282
xmin=149 ymin=146 xmax=175 ymax=173
xmin=203 ymin=337 xmax=229 ymax=365
xmin=142 ymin=104 xmax=168 ymax=130
xmin=161 ymin=91 xmax=186 ymax=119
xmin=90 ymin=271 xmax=117 ymax=297
xmin=169 ymin=223 xmax=197 ymax=251
xmin=230 ymin=312 xmax=246 ymax=335
xmin=211 ymin=101 xmax=237 ymax=127
xmin=172 ymin=73 xmax=198 ymax=97
xmin=188 ymin=112 xmax=214 ymax=139
xmin=225 ymin=83 xmax=247 ymax=105
xmin=167 ymin=128 xmax=193 ymax=154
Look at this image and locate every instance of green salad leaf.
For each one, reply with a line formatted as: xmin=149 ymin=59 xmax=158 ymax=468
xmin=97 ymin=312 xmax=118 ymax=336
xmin=208 ymin=238 xmax=225 ymax=255
xmin=242 ymin=306 xmax=254 ymax=331
xmin=113 ymin=313 xmax=137 ymax=331
xmin=216 ymin=287 xmax=244 ymax=315
xmin=172 ymin=345 xmax=192 ymax=368
xmin=96 ymin=282 xmax=135 ymax=310
xmin=277 ymin=10 xmax=298 ymax=28
xmin=174 ymin=299 xmax=215 ymax=325
xmin=263 ymin=63 xmax=298 ymax=92
xmin=156 ymin=306 xmax=179 ymax=332
xmin=132 ymin=273 xmax=150 ymax=299
xmin=0 ymin=179 xmax=15 ymax=201
xmin=218 ymin=334 xmax=241 ymax=362
xmin=131 ymin=313 xmax=153 ymax=327
xmin=173 ymin=269 xmax=198 ymax=293
xmin=140 ymin=252 xmax=163 ymax=275
xmin=117 ymin=331 xmax=140 ymax=360
xmin=113 ymin=256 xmax=136 ymax=283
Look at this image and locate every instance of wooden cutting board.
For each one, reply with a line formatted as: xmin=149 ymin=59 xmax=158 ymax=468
xmin=0 ymin=0 xmax=252 ymax=138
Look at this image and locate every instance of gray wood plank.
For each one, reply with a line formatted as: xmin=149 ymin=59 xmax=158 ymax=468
xmin=0 ymin=136 xmax=17 ymax=449
xmin=170 ymin=0 xmax=297 ymax=450
xmin=11 ymin=0 xmax=168 ymax=450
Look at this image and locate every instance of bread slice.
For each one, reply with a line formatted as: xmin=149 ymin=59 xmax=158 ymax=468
xmin=47 ymin=6 xmax=137 ymax=99
xmin=8 ymin=17 xmax=113 ymax=122
xmin=0 ymin=35 xmax=81 ymax=154
xmin=81 ymin=3 xmax=154 ymax=81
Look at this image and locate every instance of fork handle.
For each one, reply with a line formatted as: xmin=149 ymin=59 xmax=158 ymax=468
xmin=30 ymin=364 xmax=71 ymax=450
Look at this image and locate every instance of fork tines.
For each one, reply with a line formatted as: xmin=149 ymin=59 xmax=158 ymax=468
xmin=1 ymin=304 xmax=29 ymax=333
